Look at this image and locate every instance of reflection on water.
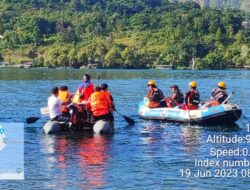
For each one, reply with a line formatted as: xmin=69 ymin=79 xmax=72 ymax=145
xmin=77 ymin=135 xmax=110 ymax=188
xmin=180 ymin=125 xmax=201 ymax=154
xmin=1 ymin=69 xmax=250 ymax=189
xmin=40 ymin=134 xmax=112 ymax=189
xmin=179 ymin=123 xmax=241 ymax=154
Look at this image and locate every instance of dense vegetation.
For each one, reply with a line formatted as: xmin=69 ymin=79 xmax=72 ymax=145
xmin=0 ymin=0 xmax=249 ymax=69
xmin=170 ymin=0 xmax=250 ymax=12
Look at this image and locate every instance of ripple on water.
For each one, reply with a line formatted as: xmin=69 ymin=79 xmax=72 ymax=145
xmin=0 ymin=69 xmax=250 ymax=189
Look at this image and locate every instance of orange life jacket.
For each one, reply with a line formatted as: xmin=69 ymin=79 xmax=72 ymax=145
xmin=58 ymin=90 xmax=70 ymax=112
xmin=210 ymin=100 xmax=220 ymax=107
xmin=90 ymin=91 xmax=109 ymax=116
xmin=59 ymin=90 xmax=69 ymax=102
xmin=102 ymin=91 xmax=113 ymax=109
xmin=147 ymin=88 xmax=164 ymax=108
xmin=147 ymin=101 xmax=161 ymax=108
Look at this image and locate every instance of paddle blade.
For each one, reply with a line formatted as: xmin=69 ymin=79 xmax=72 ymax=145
xmin=40 ymin=107 xmax=49 ymax=115
xmin=123 ymin=116 xmax=135 ymax=125
xmin=26 ymin=117 xmax=40 ymax=124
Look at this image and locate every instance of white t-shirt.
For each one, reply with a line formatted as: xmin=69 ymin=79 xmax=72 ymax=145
xmin=48 ymin=95 xmax=62 ymax=119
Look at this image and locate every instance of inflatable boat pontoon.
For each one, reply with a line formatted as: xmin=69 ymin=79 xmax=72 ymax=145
xmin=138 ymin=99 xmax=242 ymax=125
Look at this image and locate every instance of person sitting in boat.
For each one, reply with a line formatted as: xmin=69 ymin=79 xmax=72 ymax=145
xmin=89 ymin=86 xmax=114 ymax=122
xmin=162 ymin=85 xmax=184 ymax=108
xmin=58 ymin=86 xmax=71 ymax=114
xmin=101 ymin=83 xmax=115 ymax=111
xmin=185 ymin=81 xmax=200 ymax=110
xmin=72 ymin=74 xmax=94 ymax=104
xmin=211 ymin=81 xmax=228 ymax=104
xmin=146 ymin=80 xmax=164 ymax=108
xmin=48 ymin=87 xmax=71 ymax=124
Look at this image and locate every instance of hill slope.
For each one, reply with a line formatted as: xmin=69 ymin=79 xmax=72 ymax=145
xmin=0 ymin=0 xmax=249 ymax=69
xmin=170 ymin=0 xmax=250 ymax=12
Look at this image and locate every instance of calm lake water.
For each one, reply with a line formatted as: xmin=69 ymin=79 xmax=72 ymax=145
xmin=0 ymin=69 xmax=250 ymax=189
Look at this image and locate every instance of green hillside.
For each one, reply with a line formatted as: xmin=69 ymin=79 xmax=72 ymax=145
xmin=0 ymin=0 xmax=250 ymax=69
xmin=170 ymin=0 xmax=250 ymax=12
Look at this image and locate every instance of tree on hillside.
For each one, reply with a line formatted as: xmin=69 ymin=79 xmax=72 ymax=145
xmin=0 ymin=53 xmax=3 ymax=62
xmin=0 ymin=20 xmax=4 ymax=34
xmin=104 ymin=48 xmax=122 ymax=68
xmin=0 ymin=0 xmax=249 ymax=68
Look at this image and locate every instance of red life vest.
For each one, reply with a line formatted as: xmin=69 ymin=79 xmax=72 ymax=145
xmin=186 ymin=90 xmax=200 ymax=110
xmin=79 ymin=82 xmax=94 ymax=102
xmin=90 ymin=91 xmax=109 ymax=116
xmin=187 ymin=104 xmax=198 ymax=110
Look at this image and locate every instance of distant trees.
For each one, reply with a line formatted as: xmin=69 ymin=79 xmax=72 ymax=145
xmin=0 ymin=0 xmax=249 ymax=68
xmin=0 ymin=20 xmax=4 ymax=35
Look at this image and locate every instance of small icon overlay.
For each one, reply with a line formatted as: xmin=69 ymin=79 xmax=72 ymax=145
xmin=0 ymin=123 xmax=24 ymax=180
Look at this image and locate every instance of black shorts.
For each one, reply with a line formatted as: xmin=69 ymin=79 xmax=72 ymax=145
xmin=52 ymin=115 xmax=70 ymax=123
xmin=93 ymin=112 xmax=114 ymax=122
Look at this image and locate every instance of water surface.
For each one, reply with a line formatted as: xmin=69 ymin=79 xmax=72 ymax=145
xmin=0 ymin=69 xmax=250 ymax=189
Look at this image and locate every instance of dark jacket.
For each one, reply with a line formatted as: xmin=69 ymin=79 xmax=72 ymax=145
xmin=171 ymin=90 xmax=184 ymax=105
xmin=211 ymin=89 xmax=228 ymax=104
xmin=147 ymin=87 xmax=164 ymax=107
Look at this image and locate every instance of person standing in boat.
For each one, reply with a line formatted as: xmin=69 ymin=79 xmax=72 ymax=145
xmin=89 ymin=86 xmax=114 ymax=122
xmin=163 ymin=85 xmax=184 ymax=108
xmin=101 ymin=83 xmax=115 ymax=111
xmin=211 ymin=82 xmax=228 ymax=104
xmin=185 ymin=81 xmax=200 ymax=110
xmin=72 ymin=74 xmax=94 ymax=104
xmin=48 ymin=87 xmax=70 ymax=123
xmin=146 ymin=80 xmax=164 ymax=108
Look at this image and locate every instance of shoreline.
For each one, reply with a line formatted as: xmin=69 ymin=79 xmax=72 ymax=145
xmin=1 ymin=66 xmax=250 ymax=70
xmin=1 ymin=62 xmax=250 ymax=70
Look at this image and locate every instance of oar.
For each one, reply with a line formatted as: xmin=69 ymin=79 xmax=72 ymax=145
xmin=221 ymin=92 xmax=234 ymax=104
xmin=201 ymin=92 xmax=234 ymax=108
xmin=114 ymin=110 xmax=135 ymax=125
xmin=95 ymin=75 xmax=134 ymax=124
xmin=26 ymin=116 xmax=42 ymax=124
xmin=40 ymin=107 xmax=49 ymax=115
xmin=27 ymin=107 xmax=50 ymax=124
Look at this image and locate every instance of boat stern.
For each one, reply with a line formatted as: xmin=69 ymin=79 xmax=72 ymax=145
xmin=198 ymin=103 xmax=242 ymax=125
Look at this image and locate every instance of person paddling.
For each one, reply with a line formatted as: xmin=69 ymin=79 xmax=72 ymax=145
xmin=211 ymin=82 xmax=228 ymax=104
xmin=146 ymin=80 xmax=164 ymax=108
xmin=89 ymin=86 xmax=114 ymax=122
xmin=185 ymin=81 xmax=200 ymax=110
xmin=101 ymin=83 xmax=115 ymax=111
xmin=48 ymin=87 xmax=70 ymax=123
xmin=163 ymin=85 xmax=184 ymax=108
